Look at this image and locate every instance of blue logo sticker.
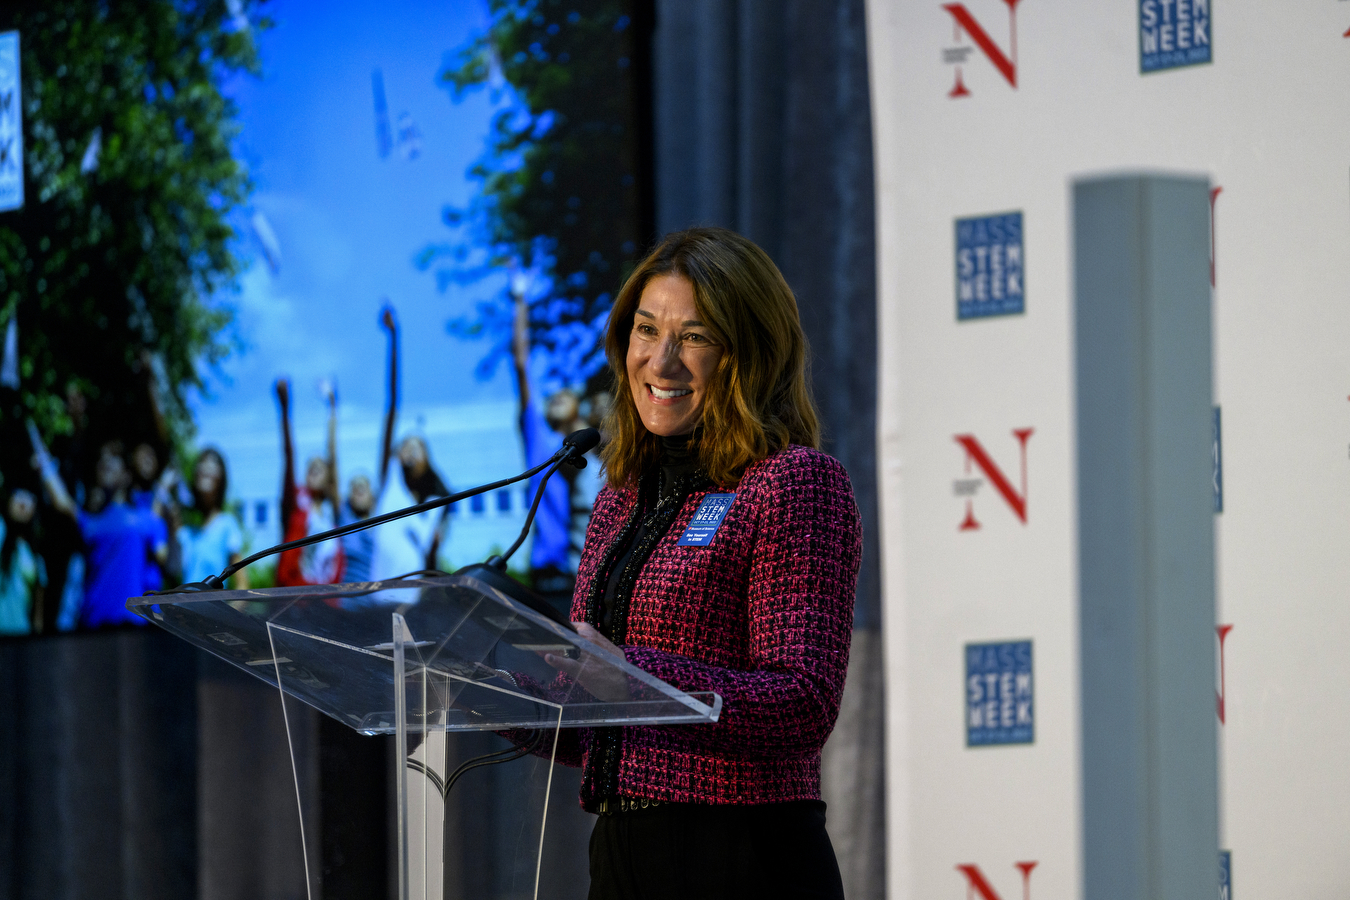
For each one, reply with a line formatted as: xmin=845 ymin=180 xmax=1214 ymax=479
xmin=1219 ymin=850 xmax=1231 ymax=900
xmin=965 ymin=640 xmax=1034 ymax=746
xmin=1140 ymin=0 xmax=1211 ymax=73
xmin=677 ymin=493 xmax=736 ymax=547
xmin=956 ymin=211 xmax=1024 ymax=320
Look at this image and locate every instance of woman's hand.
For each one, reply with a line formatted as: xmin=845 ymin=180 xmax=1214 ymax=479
xmin=543 ymin=622 xmax=632 ymax=703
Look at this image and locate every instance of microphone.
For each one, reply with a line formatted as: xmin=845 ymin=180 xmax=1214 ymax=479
xmin=151 ymin=428 xmax=601 ymax=630
xmin=456 ymin=427 xmax=600 ymax=627
xmin=562 ymin=427 xmax=600 ymax=456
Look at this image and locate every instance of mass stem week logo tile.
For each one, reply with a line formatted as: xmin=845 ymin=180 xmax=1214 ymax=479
xmin=955 ymin=211 xmax=1024 ymax=320
xmin=1139 ymin=0 xmax=1211 ymax=73
xmin=965 ymin=640 xmax=1034 ymax=746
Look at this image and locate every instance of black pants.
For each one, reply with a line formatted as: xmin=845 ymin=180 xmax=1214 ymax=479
xmin=588 ymin=800 xmax=846 ymax=900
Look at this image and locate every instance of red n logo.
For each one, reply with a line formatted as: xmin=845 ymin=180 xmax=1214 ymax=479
xmin=943 ymin=0 xmax=1023 ymax=97
xmin=956 ymin=862 xmax=1038 ymax=900
xmin=954 ymin=428 xmax=1033 ymax=530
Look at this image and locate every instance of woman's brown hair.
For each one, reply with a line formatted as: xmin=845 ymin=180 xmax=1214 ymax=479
xmin=600 ymin=227 xmax=820 ymax=488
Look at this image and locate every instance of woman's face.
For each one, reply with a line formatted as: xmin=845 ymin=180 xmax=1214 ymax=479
xmin=625 ymin=274 xmax=724 ymax=437
xmin=194 ymin=456 xmax=223 ymax=504
xmin=399 ymin=437 xmax=428 ymax=478
xmin=132 ymin=444 xmax=158 ymax=482
xmin=348 ymin=475 xmax=374 ymax=516
xmin=305 ymin=458 xmax=329 ymax=494
xmin=96 ymin=450 xmax=129 ymax=493
xmin=545 ymin=390 xmax=580 ymax=432
xmin=7 ymin=490 xmax=35 ymax=525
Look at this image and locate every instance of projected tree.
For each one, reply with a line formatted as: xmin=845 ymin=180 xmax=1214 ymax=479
xmin=419 ymin=0 xmax=646 ymax=397
xmin=0 ymin=1 xmax=266 ymax=469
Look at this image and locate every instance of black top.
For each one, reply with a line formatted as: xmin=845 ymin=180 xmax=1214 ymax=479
xmin=587 ymin=433 xmax=709 ymax=805
xmin=598 ymin=434 xmax=703 ymax=634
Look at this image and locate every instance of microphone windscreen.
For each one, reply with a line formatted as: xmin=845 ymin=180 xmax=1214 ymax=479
xmin=563 ymin=427 xmax=601 ymax=455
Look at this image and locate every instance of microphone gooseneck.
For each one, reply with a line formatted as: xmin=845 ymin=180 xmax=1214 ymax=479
xmin=156 ymin=427 xmax=601 ymax=596
xmin=457 ymin=427 xmax=599 ymax=629
xmin=485 ymin=427 xmax=600 ymax=572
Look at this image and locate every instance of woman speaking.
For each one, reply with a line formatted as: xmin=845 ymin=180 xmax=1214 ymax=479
xmin=556 ymin=226 xmax=862 ymax=900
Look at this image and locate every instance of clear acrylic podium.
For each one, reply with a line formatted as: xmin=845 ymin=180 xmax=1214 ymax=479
xmin=128 ymin=573 xmax=722 ymax=900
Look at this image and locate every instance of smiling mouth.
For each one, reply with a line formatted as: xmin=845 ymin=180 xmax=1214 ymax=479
xmin=649 ymin=385 xmax=692 ymax=400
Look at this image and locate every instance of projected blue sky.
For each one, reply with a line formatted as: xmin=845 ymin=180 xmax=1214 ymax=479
xmin=190 ymin=0 xmax=530 ymax=544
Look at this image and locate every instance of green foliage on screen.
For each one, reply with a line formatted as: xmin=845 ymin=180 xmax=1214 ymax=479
xmin=0 ymin=1 xmax=268 ymax=467
xmin=419 ymin=0 xmax=645 ymax=396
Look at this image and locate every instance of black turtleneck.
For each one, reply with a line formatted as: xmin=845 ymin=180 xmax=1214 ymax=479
xmin=657 ymin=433 xmax=700 ymax=488
xmin=598 ymin=434 xmax=703 ymax=634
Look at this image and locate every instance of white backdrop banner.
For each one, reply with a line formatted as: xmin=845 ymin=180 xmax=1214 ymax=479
xmin=866 ymin=1 xmax=1350 ymax=898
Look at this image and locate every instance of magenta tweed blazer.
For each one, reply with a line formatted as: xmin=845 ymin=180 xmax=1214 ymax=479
xmin=559 ymin=444 xmax=862 ymax=806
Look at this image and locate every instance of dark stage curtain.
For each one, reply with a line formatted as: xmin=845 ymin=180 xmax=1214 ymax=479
xmin=0 ymin=630 xmax=329 ymax=900
xmin=651 ymin=1 xmax=886 ymax=896
xmin=0 ymin=629 xmax=198 ymax=900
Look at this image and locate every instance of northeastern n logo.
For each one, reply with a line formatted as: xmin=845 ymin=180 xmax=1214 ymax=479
xmin=955 ymin=862 xmax=1039 ymax=900
xmin=942 ymin=0 xmax=1022 ymax=97
xmin=953 ymin=428 xmax=1033 ymax=530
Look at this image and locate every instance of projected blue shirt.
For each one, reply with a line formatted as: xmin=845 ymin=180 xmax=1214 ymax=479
xmin=178 ymin=513 xmax=244 ymax=587
xmin=77 ymin=502 xmax=157 ymax=628
xmin=0 ymin=522 xmax=46 ymax=636
xmin=339 ymin=501 xmax=375 ymax=583
xmin=521 ymin=403 xmax=572 ymax=572
xmin=130 ymin=488 xmax=169 ymax=592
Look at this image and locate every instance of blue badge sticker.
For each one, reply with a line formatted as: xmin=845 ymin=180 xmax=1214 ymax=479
xmin=677 ymin=493 xmax=737 ymax=547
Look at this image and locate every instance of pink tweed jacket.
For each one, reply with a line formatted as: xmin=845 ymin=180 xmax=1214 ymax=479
xmin=559 ymin=444 xmax=862 ymax=806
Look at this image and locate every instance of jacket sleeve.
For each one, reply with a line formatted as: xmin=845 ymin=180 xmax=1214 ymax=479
xmin=497 ymin=668 xmax=587 ymax=768
xmin=499 ymin=485 xmax=630 ymax=768
xmin=622 ymin=453 xmax=862 ymax=759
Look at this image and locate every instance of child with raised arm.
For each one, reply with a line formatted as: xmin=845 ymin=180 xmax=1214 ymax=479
xmin=274 ymin=378 xmax=343 ymax=586
xmin=367 ymin=305 xmax=452 ymax=580
xmin=31 ymin=427 xmax=165 ymax=628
